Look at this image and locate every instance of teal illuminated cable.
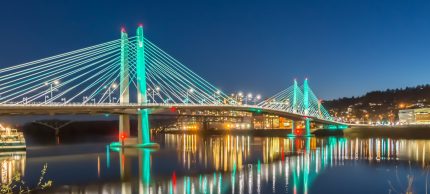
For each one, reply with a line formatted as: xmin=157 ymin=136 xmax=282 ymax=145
xmin=144 ymin=40 xmax=230 ymax=101
xmin=0 ymin=49 xmax=120 ymax=92
xmin=0 ymin=39 xmax=120 ymax=74
xmin=0 ymin=52 xmax=120 ymax=102
xmin=21 ymin=56 xmax=119 ymax=103
xmin=0 ymin=44 xmax=120 ymax=83
xmin=47 ymin=61 xmax=119 ymax=103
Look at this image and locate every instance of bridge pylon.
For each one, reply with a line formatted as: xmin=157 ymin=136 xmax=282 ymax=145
xmin=303 ymin=78 xmax=312 ymax=136
xmin=136 ymin=25 xmax=157 ymax=148
xmin=288 ymin=79 xmax=299 ymax=137
xmin=119 ymin=28 xmax=131 ymax=143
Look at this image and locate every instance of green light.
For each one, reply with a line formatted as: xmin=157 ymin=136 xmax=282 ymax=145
xmin=142 ymin=149 xmax=151 ymax=185
xmin=293 ymin=79 xmax=298 ymax=112
xmin=249 ymin=108 xmax=262 ymax=113
xmin=326 ymin=124 xmax=348 ymax=130
xmin=136 ymin=26 xmax=151 ymax=145
xmin=257 ymin=160 xmax=261 ymax=173
xmin=106 ymin=145 xmax=110 ymax=168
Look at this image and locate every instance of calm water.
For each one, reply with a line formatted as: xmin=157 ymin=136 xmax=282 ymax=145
xmin=3 ymin=134 xmax=430 ymax=194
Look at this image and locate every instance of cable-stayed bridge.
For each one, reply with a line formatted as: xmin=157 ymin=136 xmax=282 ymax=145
xmin=0 ymin=26 xmax=346 ymax=147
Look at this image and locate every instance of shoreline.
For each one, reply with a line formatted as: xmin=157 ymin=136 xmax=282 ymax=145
xmin=159 ymin=125 xmax=430 ymax=139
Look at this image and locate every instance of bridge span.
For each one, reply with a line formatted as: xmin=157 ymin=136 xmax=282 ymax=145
xmin=0 ymin=103 xmax=345 ymax=125
xmin=0 ymin=26 xmax=346 ymax=147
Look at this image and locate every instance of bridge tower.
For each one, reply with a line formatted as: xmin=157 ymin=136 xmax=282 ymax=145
xmin=136 ymin=25 xmax=152 ymax=146
xmin=289 ymin=79 xmax=299 ymax=137
xmin=119 ymin=28 xmax=131 ymax=142
xmin=303 ymin=78 xmax=311 ymax=136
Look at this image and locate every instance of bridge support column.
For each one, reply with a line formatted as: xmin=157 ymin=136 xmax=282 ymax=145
xmin=136 ymin=25 xmax=158 ymax=148
xmin=305 ymin=118 xmax=311 ymax=136
xmin=288 ymin=79 xmax=299 ymax=137
xmin=290 ymin=120 xmax=296 ymax=135
xmin=303 ymin=78 xmax=313 ymax=137
xmin=119 ymin=28 xmax=131 ymax=142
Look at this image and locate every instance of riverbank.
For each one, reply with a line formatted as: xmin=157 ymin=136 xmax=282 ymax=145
xmin=163 ymin=125 xmax=430 ymax=139
xmin=342 ymin=125 xmax=430 ymax=139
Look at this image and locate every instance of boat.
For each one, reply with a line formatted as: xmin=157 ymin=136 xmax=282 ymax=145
xmin=0 ymin=125 xmax=26 ymax=150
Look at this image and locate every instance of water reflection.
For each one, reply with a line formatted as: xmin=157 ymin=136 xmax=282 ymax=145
xmin=0 ymin=151 xmax=25 ymax=184
xmin=44 ymin=136 xmax=430 ymax=194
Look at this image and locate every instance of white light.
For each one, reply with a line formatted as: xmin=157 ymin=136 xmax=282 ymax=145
xmin=111 ymin=83 xmax=117 ymax=89
xmin=238 ymin=92 xmax=243 ymax=97
xmin=247 ymin=93 xmax=253 ymax=98
xmin=189 ymin=88 xmax=194 ymax=93
xmin=216 ymin=90 xmax=221 ymax=95
xmin=53 ymin=80 xmax=60 ymax=85
xmin=256 ymin=95 xmax=261 ymax=100
xmin=156 ymin=86 xmax=160 ymax=91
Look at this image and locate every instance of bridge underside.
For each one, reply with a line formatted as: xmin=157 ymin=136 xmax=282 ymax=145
xmin=0 ymin=104 xmax=345 ymax=126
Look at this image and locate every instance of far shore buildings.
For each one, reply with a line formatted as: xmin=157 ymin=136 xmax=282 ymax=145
xmin=399 ymin=108 xmax=430 ymax=124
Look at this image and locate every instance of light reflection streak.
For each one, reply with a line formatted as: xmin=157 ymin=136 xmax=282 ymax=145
xmin=57 ymin=136 xmax=430 ymax=194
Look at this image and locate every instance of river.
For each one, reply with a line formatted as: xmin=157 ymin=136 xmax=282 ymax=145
xmin=3 ymin=134 xmax=430 ymax=193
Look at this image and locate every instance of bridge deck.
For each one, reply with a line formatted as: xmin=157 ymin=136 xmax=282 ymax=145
xmin=0 ymin=103 xmax=345 ymax=125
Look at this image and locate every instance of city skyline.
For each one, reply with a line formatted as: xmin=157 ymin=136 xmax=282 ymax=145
xmin=0 ymin=1 xmax=429 ymax=100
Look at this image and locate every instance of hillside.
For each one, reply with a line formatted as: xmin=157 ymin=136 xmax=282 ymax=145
xmin=322 ymin=84 xmax=430 ymax=123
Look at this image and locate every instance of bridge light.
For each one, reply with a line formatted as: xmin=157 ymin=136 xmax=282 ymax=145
xmin=256 ymin=95 xmax=261 ymax=100
xmin=247 ymin=93 xmax=252 ymax=98
xmin=120 ymin=133 xmax=126 ymax=140
xmin=216 ymin=90 xmax=221 ymax=95
xmin=53 ymin=80 xmax=60 ymax=85
xmin=189 ymin=88 xmax=194 ymax=93
xmin=111 ymin=83 xmax=117 ymax=89
xmin=156 ymin=86 xmax=160 ymax=91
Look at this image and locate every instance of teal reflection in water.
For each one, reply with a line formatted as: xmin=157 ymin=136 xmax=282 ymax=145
xmin=39 ymin=135 xmax=430 ymax=194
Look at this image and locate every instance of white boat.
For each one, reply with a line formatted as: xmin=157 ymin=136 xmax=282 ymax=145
xmin=0 ymin=125 xmax=26 ymax=150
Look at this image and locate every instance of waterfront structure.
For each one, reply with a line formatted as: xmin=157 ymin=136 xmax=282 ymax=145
xmin=0 ymin=125 xmax=25 ymax=150
xmin=399 ymin=108 xmax=430 ymax=124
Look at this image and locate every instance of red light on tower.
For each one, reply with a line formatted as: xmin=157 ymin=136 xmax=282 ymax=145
xmin=172 ymin=171 xmax=177 ymax=186
xmin=170 ymin=106 xmax=177 ymax=112
xmin=121 ymin=27 xmax=126 ymax=33
xmin=120 ymin=133 xmax=126 ymax=146
xmin=138 ymin=23 xmax=144 ymax=27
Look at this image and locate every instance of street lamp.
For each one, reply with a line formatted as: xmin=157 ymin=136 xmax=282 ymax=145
xmin=237 ymin=92 xmax=243 ymax=104
xmin=61 ymin=98 xmax=66 ymax=103
xmin=255 ymin=94 xmax=261 ymax=104
xmin=22 ymin=97 xmax=28 ymax=104
xmin=45 ymin=79 xmax=60 ymax=99
xmin=148 ymin=86 xmax=161 ymax=103
xmin=186 ymin=88 xmax=194 ymax=103
xmin=106 ymin=83 xmax=117 ymax=103
xmin=83 ymin=96 xmax=88 ymax=103
xmin=246 ymin=93 xmax=252 ymax=105
xmin=214 ymin=90 xmax=221 ymax=104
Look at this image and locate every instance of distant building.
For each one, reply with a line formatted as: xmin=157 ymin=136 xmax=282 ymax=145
xmin=399 ymin=108 xmax=430 ymax=124
xmin=399 ymin=109 xmax=414 ymax=124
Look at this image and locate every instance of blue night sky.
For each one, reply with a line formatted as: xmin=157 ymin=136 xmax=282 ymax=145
xmin=0 ymin=0 xmax=429 ymax=100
